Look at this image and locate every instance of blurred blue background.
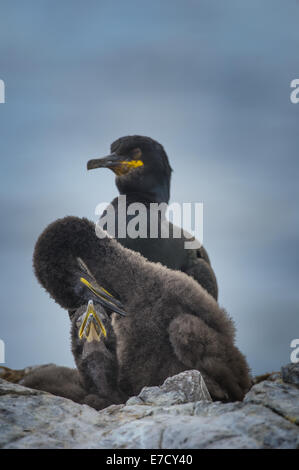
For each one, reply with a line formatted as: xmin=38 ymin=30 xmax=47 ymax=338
xmin=0 ymin=0 xmax=298 ymax=375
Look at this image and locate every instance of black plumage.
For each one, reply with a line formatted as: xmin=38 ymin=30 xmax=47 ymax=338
xmin=28 ymin=216 xmax=251 ymax=407
xmin=87 ymin=135 xmax=218 ymax=300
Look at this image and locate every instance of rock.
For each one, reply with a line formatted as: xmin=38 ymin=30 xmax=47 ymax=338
xmin=253 ymin=371 xmax=282 ymax=385
xmin=126 ymin=370 xmax=211 ymax=406
xmin=0 ymin=379 xmax=103 ymax=449
xmin=281 ymin=363 xmax=299 ymax=387
xmin=0 ymin=367 xmax=298 ymax=449
xmin=244 ymin=379 xmax=299 ymax=425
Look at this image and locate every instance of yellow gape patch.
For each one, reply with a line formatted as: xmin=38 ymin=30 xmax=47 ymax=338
xmin=121 ymin=159 xmax=144 ymax=168
xmin=114 ymin=159 xmax=144 ymax=176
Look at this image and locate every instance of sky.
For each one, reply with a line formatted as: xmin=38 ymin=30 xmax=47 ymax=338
xmin=0 ymin=0 xmax=298 ymax=376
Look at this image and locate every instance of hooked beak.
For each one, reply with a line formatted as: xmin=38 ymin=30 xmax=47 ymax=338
xmin=78 ymin=300 xmax=107 ymax=343
xmin=87 ymin=152 xmax=143 ymax=175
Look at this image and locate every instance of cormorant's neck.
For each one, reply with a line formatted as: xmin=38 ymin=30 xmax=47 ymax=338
xmin=118 ymin=191 xmax=168 ymax=205
xmin=118 ymin=181 xmax=170 ymax=204
xmin=116 ymin=171 xmax=171 ymax=204
xmin=147 ymin=180 xmax=170 ymax=204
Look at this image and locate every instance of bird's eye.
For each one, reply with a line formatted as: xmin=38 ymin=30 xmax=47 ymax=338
xmin=130 ymin=147 xmax=142 ymax=158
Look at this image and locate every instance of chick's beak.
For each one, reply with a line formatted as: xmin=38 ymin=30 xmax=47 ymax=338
xmin=78 ymin=300 xmax=107 ymax=343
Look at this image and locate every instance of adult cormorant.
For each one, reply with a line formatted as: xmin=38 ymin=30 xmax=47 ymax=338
xmin=87 ymin=136 xmax=218 ymax=300
xmin=30 ymin=215 xmax=251 ymax=407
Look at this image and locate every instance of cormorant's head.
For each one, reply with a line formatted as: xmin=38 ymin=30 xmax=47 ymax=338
xmin=87 ymin=135 xmax=173 ymax=203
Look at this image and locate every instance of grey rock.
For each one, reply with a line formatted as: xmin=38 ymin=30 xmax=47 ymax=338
xmin=252 ymin=371 xmax=281 ymax=385
xmin=126 ymin=370 xmax=211 ymax=406
xmin=161 ymin=370 xmax=212 ymax=402
xmin=281 ymin=363 xmax=299 ymax=387
xmin=244 ymin=380 xmax=299 ymax=425
xmin=0 ymin=368 xmax=299 ymax=449
xmin=0 ymin=379 xmax=105 ymax=449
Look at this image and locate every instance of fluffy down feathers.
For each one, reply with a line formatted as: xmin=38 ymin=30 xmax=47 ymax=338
xmin=33 ymin=216 xmax=251 ymax=404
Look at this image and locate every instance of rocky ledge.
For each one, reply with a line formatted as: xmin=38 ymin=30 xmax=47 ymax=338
xmin=0 ymin=364 xmax=298 ymax=449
